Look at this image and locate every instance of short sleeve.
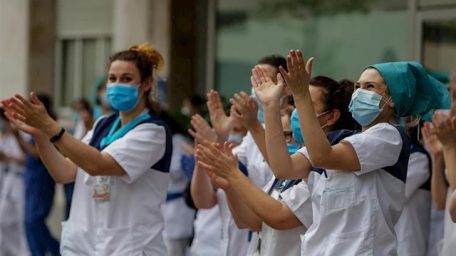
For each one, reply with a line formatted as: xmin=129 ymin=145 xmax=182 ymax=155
xmin=232 ymin=132 xmax=250 ymax=165
xmin=342 ymin=123 xmax=402 ymax=175
xmin=281 ymin=182 xmax=312 ymax=228
xmin=297 ymin=146 xmax=310 ymax=161
xmin=405 ymin=151 xmax=430 ymax=199
xmin=103 ymin=123 xmax=167 ymax=184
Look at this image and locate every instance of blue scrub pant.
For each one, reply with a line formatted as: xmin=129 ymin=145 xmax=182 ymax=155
xmin=24 ymin=168 xmax=60 ymax=256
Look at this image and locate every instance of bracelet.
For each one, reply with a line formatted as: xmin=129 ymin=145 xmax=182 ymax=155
xmin=50 ymin=127 xmax=66 ymax=143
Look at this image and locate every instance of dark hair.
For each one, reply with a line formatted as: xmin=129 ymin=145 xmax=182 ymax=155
xmin=309 ymin=76 xmax=360 ymax=131
xmin=74 ymin=98 xmax=93 ymax=117
xmin=109 ymin=43 xmax=164 ymax=112
xmin=257 ymin=54 xmax=288 ymax=72
xmin=36 ymin=93 xmax=57 ymax=120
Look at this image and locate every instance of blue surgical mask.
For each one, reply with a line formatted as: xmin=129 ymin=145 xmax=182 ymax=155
xmin=228 ymin=134 xmax=244 ymax=143
xmin=291 ymin=108 xmax=330 ymax=145
xmin=106 ymin=83 xmax=140 ymax=112
xmin=287 ymin=143 xmax=301 ymax=155
xmin=251 ymin=88 xmax=285 ymax=124
xmin=251 ymin=89 xmax=265 ymax=123
xmin=348 ymin=89 xmax=391 ymax=126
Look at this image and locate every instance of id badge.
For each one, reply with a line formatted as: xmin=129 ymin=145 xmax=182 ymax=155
xmin=93 ymin=176 xmax=111 ymax=201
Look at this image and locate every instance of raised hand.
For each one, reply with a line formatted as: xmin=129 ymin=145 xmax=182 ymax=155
xmin=250 ymin=66 xmax=285 ymax=106
xmin=279 ymin=50 xmax=314 ymax=97
xmin=422 ymin=122 xmax=443 ymax=157
xmin=206 ymin=170 xmax=231 ymax=190
xmin=432 ymin=112 xmax=456 ymax=147
xmin=230 ymin=91 xmax=259 ymax=129
xmin=1 ymin=98 xmax=44 ymax=137
xmin=207 ymin=90 xmax=233 ymax=141
xmin=188 ymin=114 xmax=218 ymax=144
xmin=195 ymin=141 xmax=239 ymax=180
xmin=1 ymin=93 xmax=57 ymax=136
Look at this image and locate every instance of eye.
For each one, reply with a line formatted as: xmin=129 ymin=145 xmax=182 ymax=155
xmin=108 ymin=76 xmax=116 ymax=82
xmin=121 ymin=76 xmax=133 ymax=83
xmin=366 ymin=83 xmax=375 ymax=89
xmin=354 ymin=84 xmax=360 ymax=89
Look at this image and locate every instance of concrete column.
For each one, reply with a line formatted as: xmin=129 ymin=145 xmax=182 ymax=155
xmin=28 ymin=0 xmax=56 ymax=96
xmin=112 ymin=0 xmax=150 ymax=52
xmin=0 ymin=0 xmax=30 ymax=99
xmin=149 ymin=0 xmax=171 ymax=76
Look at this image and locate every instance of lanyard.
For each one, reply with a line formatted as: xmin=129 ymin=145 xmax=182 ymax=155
xmin=99 ymin=112 xmax=151 ymax=149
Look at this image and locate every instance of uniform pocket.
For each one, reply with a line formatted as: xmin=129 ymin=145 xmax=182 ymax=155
xmin=322 ymin=172 xmax=355 ymax=211
xmin=60 ymin=221 xmax=93 ymax=256
xmin=324 ymin=229 xmax=373 ymax=256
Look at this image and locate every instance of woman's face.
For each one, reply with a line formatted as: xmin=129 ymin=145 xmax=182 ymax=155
xmin=309 ymin=85 xmax=332 ymax=127
xmin=355 ymin=68 xmax=391 ymax=100
xmin=108 ymin=60 xmax=142 ymax=86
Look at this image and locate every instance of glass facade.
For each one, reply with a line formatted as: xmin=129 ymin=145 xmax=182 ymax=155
xmin=214 ymin=0 xmax=409 ymax=97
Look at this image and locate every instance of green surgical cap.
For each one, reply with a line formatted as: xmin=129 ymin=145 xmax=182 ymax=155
xmin=370 ymin=61 xmax=450 ymax=121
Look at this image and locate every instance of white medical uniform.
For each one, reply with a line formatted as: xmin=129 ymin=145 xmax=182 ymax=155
xmin=395 ymin=150 xmax=431 ymax=256
xmin=298 ymin=123 xmax=407 ymax=256
xmin=198 ymin=132 xmax=272 ymax=256
xmin=189 ymin=206 xmax=222 ymax=256
xmin=232 ymin=132 xmax=273 ymax=188
xmin=440 ymin=184 xmax=456 ymax=256
xmin=426 ymin=206 xmax=444 ymax=256
xmin=247 ymin=178 xmax=309 ymax=256
xmin=217 ymin=189 xmax=249 ymax=256
xmin=0 ymin=133 xmax=28 ymax=255
xmin=162 ymin=134 xmax=195 ymax=256
xmin=60 ymin=116 xmax=170 ymax=255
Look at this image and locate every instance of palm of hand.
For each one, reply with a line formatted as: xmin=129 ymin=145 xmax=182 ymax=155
xmin=254 ymin=80 xmax=284 ymax=104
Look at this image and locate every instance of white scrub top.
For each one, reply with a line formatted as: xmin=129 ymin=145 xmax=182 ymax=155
xmin=440 ymin=185 xmax=456 ymax=256
xmin=217 ymin=189 xmax=249 ymax=256
xmin=0 ymin=134 xmax=28 ymax=255
xmin=190 ymin=206 xmax=222 ymax=256
xmin=162 ymin=134 xmax=195 ymax=240
xmin=395 ymin=150 xmax=431 ymax=256
xmin=298 ymin=123 xmax=407 ymax=256
xmin=248 ymin=177 xmax=308 ymax=256
xmin=61 ymin=118 xmax=170 ymax=255
xmin=232 ymin=132 xmax=273 ymax=188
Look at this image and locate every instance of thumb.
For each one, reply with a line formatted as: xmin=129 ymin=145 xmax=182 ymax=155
xmin=306 ymin=57 xmax=315 ymax=74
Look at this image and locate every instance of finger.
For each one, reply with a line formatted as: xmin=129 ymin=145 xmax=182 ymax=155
xmin=14 ymin=94 xmax=32 ymax=108
xmin=277 ymin=73 xmax=285 ymax=86
xmin=30 ymin=92 xmax=44 ymax=107
xmin=286 ymin=53 xmax=294 ymax=74
xmin=279 ymin=66 xmax=289 ymax=82
xmin=252 ymin=68 xmax=262 ymax=86
xmin=257 ymin=67 xmax=268 ymax=84
xmin=250 ymin=76 xmax=259 ymax=89
xmin=197 ymin=161 xmax=214 ymax=172
xmin=305 ymin=57 xmax=315 ymax=75
xmin=296 ymin=50 xmax=305 ymax=70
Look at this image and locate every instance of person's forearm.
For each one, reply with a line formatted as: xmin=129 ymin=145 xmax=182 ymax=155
xmin=190 ymin=165 xmax=217 ymax=209
xmin=443 ymin=145 xmax=456 ymax=192
xmin=431 ymin=155 xmax=448 ymax=209
xmin=228 ymin=171 xmax=294 ymax=228
xmin=14 ymin=133 xmax=38 ymax=157
xmin=293 ymin=93 xmax=332 ymax=167
xmin=448 ymin=190 xmax=456 ymax=222
xmin=47 ymin=123 xmax=123 ymax=176
xmin=225 ymin=188 xmax=262 ymax=231
xmin=248 ymin=121 xmax=268 ymax=163
xmin=33 ymin=134 xmax=77 ymax=183
xmin=263 ymin=101 xmax=304 ymax=179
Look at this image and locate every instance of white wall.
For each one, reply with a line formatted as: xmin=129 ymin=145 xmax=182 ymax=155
xmin=0 ymin=0 xmax=29 ymax=99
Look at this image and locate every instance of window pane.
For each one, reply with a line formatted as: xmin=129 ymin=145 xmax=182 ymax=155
xmin=62 ymin=40 xmax=76 ymax=106
xmin=215 ymin=0 xmax=408 ymax=97
xmin=82 ymin=39 xmax=97 ymax=102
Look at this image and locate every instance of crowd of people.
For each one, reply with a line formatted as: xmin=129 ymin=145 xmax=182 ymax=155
xmin=0 ymin=42 xmax=455 ymax=256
